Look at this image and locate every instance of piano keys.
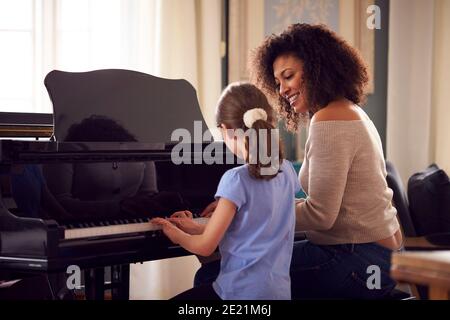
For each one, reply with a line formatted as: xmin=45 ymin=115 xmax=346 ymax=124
xmin=63 ymin=216 xmax=209 ymax=240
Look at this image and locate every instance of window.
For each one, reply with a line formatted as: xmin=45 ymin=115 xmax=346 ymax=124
xmin=0 ymin=0 xmax=39 ymax=113
xmin=0 ymin=0 xmax=159 ymax=115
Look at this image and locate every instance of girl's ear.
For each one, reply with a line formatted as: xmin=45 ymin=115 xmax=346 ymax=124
xmin=220 ymin=124 xmax=237 ymax=141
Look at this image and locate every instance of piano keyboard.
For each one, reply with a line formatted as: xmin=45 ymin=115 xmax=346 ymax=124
xmin=64 ymin=217 xmax=209 ymax=240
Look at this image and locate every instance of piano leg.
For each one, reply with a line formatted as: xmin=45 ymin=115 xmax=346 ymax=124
xmin=85 ymin=268 xmax=105 ymax=300
xmin=82 ymin=265 xmax=129 ymax=300
xmin=111 ymin=264 xmax=130 ymax=300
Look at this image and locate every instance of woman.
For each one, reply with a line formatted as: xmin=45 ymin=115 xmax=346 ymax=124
xmin=250 ymin=23 xmax=402 ymax=299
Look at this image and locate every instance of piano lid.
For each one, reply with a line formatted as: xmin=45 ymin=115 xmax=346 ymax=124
xmin=44 ymin=69 xmax=208 ymax=143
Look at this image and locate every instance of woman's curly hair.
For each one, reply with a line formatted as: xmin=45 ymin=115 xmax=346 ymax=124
xmin=250 ymin=23 xmax=369 ymax=131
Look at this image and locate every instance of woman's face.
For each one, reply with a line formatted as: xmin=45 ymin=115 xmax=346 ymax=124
xmin=273 ymin=54 xmax=308 ymax=114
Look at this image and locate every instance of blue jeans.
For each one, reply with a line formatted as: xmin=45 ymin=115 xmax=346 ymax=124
xmin=290 ymin=240 xmax=397 ymax=299
xmin=195 ymin=240 xmax=398 ymax=299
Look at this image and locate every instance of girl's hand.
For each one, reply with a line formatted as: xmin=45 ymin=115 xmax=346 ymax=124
xmin=200 ymin=200 xmax=218 ymax=218
xmin=151 ymin=217 xmax=182 ymax=244
xmin=170 ymin=210 xmax=193 ymax=219
xmin=167 ymin=217 xmax=204 ymax=235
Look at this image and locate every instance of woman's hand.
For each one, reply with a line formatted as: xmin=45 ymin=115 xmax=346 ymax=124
xmin=200 ymin=200 xmax=218 ymax=217
xmin=151 ymin=217 xmax=182 ymax=244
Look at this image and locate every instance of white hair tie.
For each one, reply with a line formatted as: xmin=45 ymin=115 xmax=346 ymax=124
xmin=243 ymin=108 xmax=268 ymax=128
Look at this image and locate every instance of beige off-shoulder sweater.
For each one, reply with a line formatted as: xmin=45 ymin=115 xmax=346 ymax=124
xmin=297 ymin=120 xmax=400 ymax=245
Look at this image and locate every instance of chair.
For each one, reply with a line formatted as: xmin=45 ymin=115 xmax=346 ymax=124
xmin=386 ymin=161 xmax=450 ymax=247
xmin=385 ymin=161 xmax=416 ymax=237
xmin=386 ymin=161 xmax=450 ymax=299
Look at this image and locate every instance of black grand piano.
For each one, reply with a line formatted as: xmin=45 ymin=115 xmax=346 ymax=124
xmin=0 ymin=70 xmax=239 ymax=299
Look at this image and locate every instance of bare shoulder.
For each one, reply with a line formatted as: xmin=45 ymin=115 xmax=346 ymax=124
xmin=311 ymin=100 xmax=369 ymax=123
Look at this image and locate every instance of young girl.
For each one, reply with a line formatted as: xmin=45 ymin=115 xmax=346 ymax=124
xmin=151 ymin=82 xmax=300 ymax=300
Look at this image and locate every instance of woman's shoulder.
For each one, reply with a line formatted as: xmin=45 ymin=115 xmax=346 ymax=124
xmin=309 ymin=104 xmax=374 ymax=138
xmin=311 ymin=100 xmax=369 ymax=124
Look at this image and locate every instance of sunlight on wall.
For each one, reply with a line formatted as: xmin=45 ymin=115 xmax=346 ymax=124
xmin=130 ymin=256 xmax=201 ymax=300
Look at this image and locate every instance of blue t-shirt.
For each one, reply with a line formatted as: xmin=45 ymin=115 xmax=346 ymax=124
xmin=212 ymin=160 xmax=300 ymax=300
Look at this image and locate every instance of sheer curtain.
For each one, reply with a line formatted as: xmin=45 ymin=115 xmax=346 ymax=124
xmin=3 ymin=0 xmax=221 ymax=127
xmin=431 ymin=0 xmax=450 ymax=175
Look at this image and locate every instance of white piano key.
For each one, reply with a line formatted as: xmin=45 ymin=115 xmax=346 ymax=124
xmin=64 ymin=217 xmax=209 ymax=240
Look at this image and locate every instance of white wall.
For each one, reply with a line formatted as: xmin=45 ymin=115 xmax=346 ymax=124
xmin=431 ymin=0 xmax=450 ymax=174
xmin=339 ymin=0 xmax=356 ymax=45
xmin=130 ymin=256 xmax=201 ymax=299
xmin=197 ymin=0 xmax=223 ymax=131
xmin=247 ymin=0 xmax=265 ymax=50
xmin=387 ymin=0 xmax=435 ymax=182
xmin=387 ymin=0 xmax=450 ymax=180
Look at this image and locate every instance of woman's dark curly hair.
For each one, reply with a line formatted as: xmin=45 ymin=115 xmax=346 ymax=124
xmin=250 ymin=23 xmax=369 ymax=131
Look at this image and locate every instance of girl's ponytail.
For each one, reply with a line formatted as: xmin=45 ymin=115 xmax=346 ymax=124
xmin=216 ymin=82 xmax=284 ymax=180
xmin=245 ymin=115 xmax=283 ymax=180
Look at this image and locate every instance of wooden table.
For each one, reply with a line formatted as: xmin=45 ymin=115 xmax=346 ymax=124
xmin=391 ymin=250 xmax=450 ymax=299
